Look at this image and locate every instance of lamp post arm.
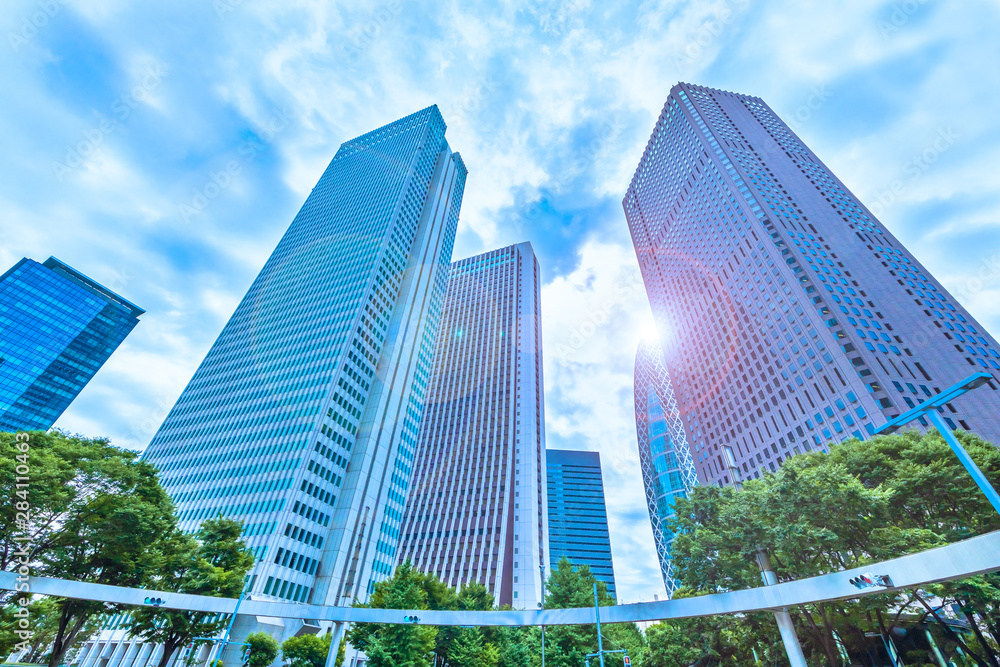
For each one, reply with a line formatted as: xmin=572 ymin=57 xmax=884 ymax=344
xmin=926 ymin=410 xmax=1000 ymax=516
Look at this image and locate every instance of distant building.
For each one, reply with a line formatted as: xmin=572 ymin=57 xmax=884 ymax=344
xmin=398 ymin=242 xmax=548 ymax=609
xmin=0 ymin=256 xmax=142 ymax=432
xmin=546 ymin=448 xmax=616 ymax=599
xmin=633 ymin=339 xmax=698 ymax=597
xmin=624 ymin=83 xmax=1000 ymax=489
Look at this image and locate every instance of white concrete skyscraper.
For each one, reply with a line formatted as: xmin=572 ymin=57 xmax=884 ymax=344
xmin=396 ymin=242 xmax=548 ymax=609
xmin=142 ymin=106 xmax=467 ymax=628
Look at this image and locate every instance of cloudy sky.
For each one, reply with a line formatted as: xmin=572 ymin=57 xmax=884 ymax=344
xmin=3 ymin=0 xmax=1000 ymax=602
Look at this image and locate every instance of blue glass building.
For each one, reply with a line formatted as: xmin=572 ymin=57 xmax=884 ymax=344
xmin=633 ymin=339 xmax=698 ymax=597
xmin=546 ymin=448 xmax=616 ymax=599
xmin=0 ymin=257 xmax=143 ymax=433
xmin=142 ymin=106 xmax=466 ymax=628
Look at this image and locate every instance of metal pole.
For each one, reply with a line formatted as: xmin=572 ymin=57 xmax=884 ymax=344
xmin=540 ymin=565 xmax=545 ymax=667
xmin=593 ymin=584 xmax=605 ymax=667
xmin=880 ymin=632 xmax=902 ymax=667
xmin=213 ymin=582 xmax=249 ymax=666
xmin=324 ymin=622 xmax=345 ymax=667
xmin=756 ymin=550 xmax=808 ymax=667
xmin=926 ymin=410 xmax=1000 ymax=515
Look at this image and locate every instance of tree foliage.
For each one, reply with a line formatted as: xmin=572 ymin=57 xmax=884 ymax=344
xmin=127 ymin=517 xmax=255 ymax=667
xmin=1 ymin=430 xmax=181 ymax=667
xmin=669 ymin=430 xmax=1000 ymax=666
xmin=346 ymin=561 xmax=438 ymax=667
xmin=245 ymin=631 xmax=280 ymax=667
xmin=281 ymin=631 xmax=332 ymax=667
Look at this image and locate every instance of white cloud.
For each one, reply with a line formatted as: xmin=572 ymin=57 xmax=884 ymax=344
xmin=541 ymin=238 xmax=666 ymax=599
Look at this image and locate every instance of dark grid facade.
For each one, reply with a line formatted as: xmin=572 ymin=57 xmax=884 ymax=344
xmin=397 ymin=242 xmax=547 ymax=609
xmin=624 ymin=83 xmax=1000 ymax=487
xmin=0 ymin=257 xmax=142 ymax=432
xmin=546 ymin=448 xmax=616 ymax=599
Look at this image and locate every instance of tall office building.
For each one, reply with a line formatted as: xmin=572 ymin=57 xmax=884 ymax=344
xmin=624 ymin=83 xmax=1000 ymax=487
xmin=0 ymin=256 xmax=142 ymax=432
xmin=633 ymin=339 xmax=697 ymax=597
xmin=397 ymin=243 xmax=547 ymax=609
xmin=143 ymin=106 xmax=467 ymax=624
xmin=546 ymin=449 xmax=616 ymax=599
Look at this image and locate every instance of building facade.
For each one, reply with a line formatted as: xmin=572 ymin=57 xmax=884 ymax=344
xmin=0 ymin=256 xmax=142 ymax=433
xmin=396 ymin=242 xmax=547 ymax=609
xmin=633 ymin=339 xmax=698 ymax=597
xmin=142 ymin=106 xmax=467 ymax=633
xmin=623 ymin=83 xmax=1000 ymax=487
xmin=545 ymin=448 xmax=616 ymax=599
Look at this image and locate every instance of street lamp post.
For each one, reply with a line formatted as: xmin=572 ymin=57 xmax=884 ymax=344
xmin=875 ymin=371 xmax=1000 ymax=516
xmin=539 ymin=565 xmax=545 ymax=667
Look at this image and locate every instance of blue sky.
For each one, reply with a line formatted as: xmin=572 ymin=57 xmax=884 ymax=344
xmin=3 ymin=0 xmax=1000 ymax=602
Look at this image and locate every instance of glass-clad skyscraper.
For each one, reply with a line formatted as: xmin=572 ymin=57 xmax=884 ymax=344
xmin=546 ymin=448 xmax=616 ymax=599
xmin=624 ymin=83 xmax=1000 ymax=488
xmin=633 ymin=339 xmax=697 ymax=597
xmin=397 ymin=242 xmax=547 ymax=609
xmin=0 ymin=256 xmax=143 ymax=432
xmin=143 ymin=106 xmax=467 ymax=628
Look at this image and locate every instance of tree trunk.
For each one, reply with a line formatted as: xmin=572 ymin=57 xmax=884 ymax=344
xmin=817 ymin=603 xmax=843 ymax=666
xmin=983 ymin=613 xmax=1000 ymax=652
xmin=158 ymin=637 xmax=180 ymax=667
xmin=800 ymin=605 xmax=841 ymax=666
xmin=912 ymin=592 xmax=990 ymax=667
xmin=48 ymin=601 xmax=91 ymax=667
xmin=964 ymin=610 xmax=1000 ymax=667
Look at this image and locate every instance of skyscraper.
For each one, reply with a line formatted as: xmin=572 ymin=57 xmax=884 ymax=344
xmin=143 ymin=106 xmax=467 ymax=623
xmin=624 ymin=83 xmax=1000 ymax=487
xmin=633 ymin=339 xmax=697 ymax=597
xmin=396 ymin=242 xmax=547 ymax=609
xmin=0 ymin=256 xmax=142 ymax=433
xmin=545 ymin=449 xmax=616 ymax=599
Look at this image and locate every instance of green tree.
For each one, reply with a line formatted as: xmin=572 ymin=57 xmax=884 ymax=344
xmin=1 ymin=431 xmax=89 ymax=581
xmin=645 ymin=622 xmax=701 ymax=667
xmin=669 ymin=430 xmax=1000 ymax=667
xmin=128 ymin=517 xmax=255 ymax=667
xmin=245 ymin=631 xmax=280 ymax=667
xmin=346 ymin=561 xmax=437 ymax=667
xmin=449 ymin=627 xmax=498 ymax=667
xmin=281 ymin=632 xmax=332 ymax=667
xmin=494 ymin=626 xmax=533 ymax=667
xmin=4 ymin=431 xmax=180 ymax=667
xmin=540 ymin=557 xmax=616 ymax=667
